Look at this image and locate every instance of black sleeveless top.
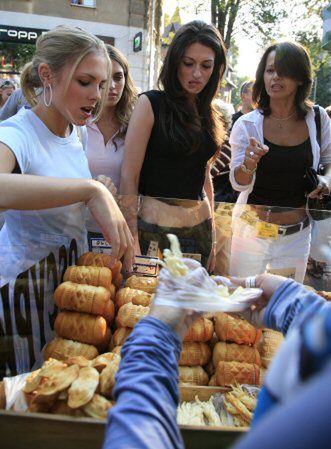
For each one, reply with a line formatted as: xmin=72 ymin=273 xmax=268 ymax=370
xmin=138 ymin=90 xmax=217 ymax=200
xmin=248 ymin=136 xmax=313 ymax=208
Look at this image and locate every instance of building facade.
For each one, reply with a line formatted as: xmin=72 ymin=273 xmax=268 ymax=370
xmin=0 ymin=0 xmax=163 ymax=90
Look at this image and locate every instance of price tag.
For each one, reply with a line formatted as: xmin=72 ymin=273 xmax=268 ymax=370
xmin=182 ymin=253 xmax=202 ymax=262
xmin=257 ymin=222 xmax=279 ymax=240
xmin=90 ymin=238 xmax=112 ymax=254
xmin=132 ymin=255 xmax=159 ymax=277
xmin=147 ymin=240 xmax=159 ymax=257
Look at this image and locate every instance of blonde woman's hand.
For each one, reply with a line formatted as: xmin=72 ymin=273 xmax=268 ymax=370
xmin=95 ymin=174 xmax=117 ymax=197
xmin=86 ymin=181 xmax=134 ymax=271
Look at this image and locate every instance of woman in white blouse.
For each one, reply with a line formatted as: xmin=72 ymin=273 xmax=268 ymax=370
xmin=229 ymin=41 xmax=331 ymax=282
xmin=86 ymin=45 xmax=138 ymax=249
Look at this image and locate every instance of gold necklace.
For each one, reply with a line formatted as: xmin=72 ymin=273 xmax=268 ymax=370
xmin=269 ymin=111 xmax=296 ymax=129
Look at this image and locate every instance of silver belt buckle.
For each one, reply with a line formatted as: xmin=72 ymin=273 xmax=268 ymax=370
xmin=278 ymin=226 xmax=287 ymax=236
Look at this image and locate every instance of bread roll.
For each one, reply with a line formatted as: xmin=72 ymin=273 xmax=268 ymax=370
xmin=125 ymin=275 xmax=158 ymax=293
xmin=111 ymin=346 xmax=122 ymax=356
xmin=54 ymin=281 xmax=115 ymax=323
xmin=64 ymin=266 xmax=112 ymax=290
xmin=117 ymin=302 xmax=150 ymax=328
xmin=78 ymin=252 xmax=113 ymax=268
xmin=214 ymin=313 xmax=262 ymax=346
xmin=99 ymin=354 xmax=121 ymax=398
xmin=259 ymin=329 xmax=284 ymax=368
xmin=113 ymin=272 xmax=123 ymax=290
xmin=208 ymin=374 xmax=217 ymax=386
xmin=111 ymin=327 xmax=133 ymax=347
xmin=184 ymin=318 xmax=214 ymax=342
xmin=54 ymin=311 xmax=110 ymax=347
xmin=213 ymin=341 xmax=261 ymax=367
xmin=116 ymin=287 xmax=153 ymax=308
xmin=216 ymin=361 xmax=260 ymax=386
xmin=179 ymin=342 xmax=211 ymax=366
xmin=44 ymin=337 xmax=98 ymax=361
xmin=179 ymin=366 xmax=209 ymax=386
xmin=109 ymin=284 xmax=116 ymax=301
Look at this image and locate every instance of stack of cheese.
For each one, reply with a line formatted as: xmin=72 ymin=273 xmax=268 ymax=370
xmin=208 ymin=313 xmax=262 ymax=387
xmin=179 ymin=318 xmax=214 ymax=386
xmin=110 ymin=275 xmax=158 ymax=355
xmin=45 ymin=252 xmax=122 ymax=361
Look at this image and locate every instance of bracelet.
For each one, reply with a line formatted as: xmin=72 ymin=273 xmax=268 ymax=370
xmin=241 ymin=162 xmax=257 ymax=175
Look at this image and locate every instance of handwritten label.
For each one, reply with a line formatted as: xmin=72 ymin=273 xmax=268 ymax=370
xmin=90 ymin=238 xmax=112 ymax=254
xmin=132 ymin=255 xmax=159 ymax=277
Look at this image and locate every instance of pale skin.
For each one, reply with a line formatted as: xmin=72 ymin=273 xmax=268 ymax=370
xmin=0 ymin=52 xmax=134 ymax=269
xmin=235 ymin=50 xmax=331 ymax=224
xmin=92 ymin=58 xmax=127 ymax=197
xmin=121 ymin=42 xmax=217 ymax=269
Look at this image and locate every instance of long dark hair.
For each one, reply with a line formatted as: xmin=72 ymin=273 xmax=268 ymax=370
xmin=158 ymin=20 xmax=227 ymax=154
xmin=253 ymin=41 xmax=313 ymax=118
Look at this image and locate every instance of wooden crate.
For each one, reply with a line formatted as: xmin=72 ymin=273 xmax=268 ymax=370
xmin=0 ymin=386 xmax=246 ymax=449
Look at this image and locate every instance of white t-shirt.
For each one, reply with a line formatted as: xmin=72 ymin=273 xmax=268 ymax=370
xmin=0 ymin=108 xmax=91 ymax=375
xmin=0 ymin=107 xmax=91 ymax=281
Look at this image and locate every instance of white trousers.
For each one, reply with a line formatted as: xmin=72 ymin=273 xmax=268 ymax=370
xmin=229 ymin=219 xmax=312 ymax=283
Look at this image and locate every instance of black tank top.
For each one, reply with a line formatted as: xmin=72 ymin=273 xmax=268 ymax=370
xmin=248 ymin=136 xmax=313 ymax=208
xmin=138 ymin=90 xmax=217 ymax=200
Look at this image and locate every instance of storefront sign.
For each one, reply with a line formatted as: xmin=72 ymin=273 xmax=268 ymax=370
xmin=0 ymin=25 xmax=115 ymax=47
xmin=0 ymin=25 xmax=47 ymax=44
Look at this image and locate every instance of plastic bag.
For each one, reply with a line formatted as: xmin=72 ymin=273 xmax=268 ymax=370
xmin=154 ymin=257 xmax=262 ymax=313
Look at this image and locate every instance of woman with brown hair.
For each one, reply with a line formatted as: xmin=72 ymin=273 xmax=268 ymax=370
xmin=121 ymin=20 xmax=227 ymax=270
xmin=86 ymin=45 xmax=138 ymax=250
xmin=229 ymin=41 xmax=331 ymax=282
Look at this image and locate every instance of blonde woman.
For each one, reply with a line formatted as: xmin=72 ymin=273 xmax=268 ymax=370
xmin=0 ymin=26 xmax=133 ymax=374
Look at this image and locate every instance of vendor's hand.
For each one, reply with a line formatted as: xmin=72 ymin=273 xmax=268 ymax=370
xmin=95 ymin=175 xmax=117 ymax=198
xmin=244 ymin=137 xmax=269 ymax=170
xmin=149 ymin=303 xmax=201 ymax=339
xmin=308 ymin=174 xmax=331 ymax=199
xmin=231 ymin=273 xmax=288 ymax=328
xmin=86 ymin=181 xmax=134 ymax=271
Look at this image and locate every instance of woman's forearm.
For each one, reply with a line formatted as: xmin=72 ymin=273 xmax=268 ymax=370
xmin=0 ymin=174 xmax=98 ymax=210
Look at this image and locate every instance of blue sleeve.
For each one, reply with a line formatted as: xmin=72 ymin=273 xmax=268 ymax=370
xmin=264 ymin=279 xmax=328 ymax=335
xmin=232 ymin=361 xmax=331 ymax=449
xmin=103 ymin=316 xmax=184 ymax=449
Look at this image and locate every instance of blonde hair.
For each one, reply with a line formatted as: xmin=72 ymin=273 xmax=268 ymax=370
xmin=20 ymin=26 xmax=111 ymax=120
xmin=105 ymin=45 xmax=138 ymax=140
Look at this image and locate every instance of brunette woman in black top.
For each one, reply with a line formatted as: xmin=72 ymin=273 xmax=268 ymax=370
xmin=121 ymin=21 xmax=227 ymax=270
xmin=229 ymin=41 xmax=331 ymax=282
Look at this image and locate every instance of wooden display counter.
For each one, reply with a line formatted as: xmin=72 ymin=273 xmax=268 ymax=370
xmin=0 ymin=386 xmax=246 ymax=449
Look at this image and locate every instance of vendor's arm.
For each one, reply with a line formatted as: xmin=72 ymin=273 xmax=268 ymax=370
xmin=120 ymin=95 xmax=154 ymax=254
xmin=103 ymin=316 xmax=184 ymax=449
xmin=263 ymin=279 xmax=329 ymax=335
xmin=0 ymin=143 xmax=134 ymax=268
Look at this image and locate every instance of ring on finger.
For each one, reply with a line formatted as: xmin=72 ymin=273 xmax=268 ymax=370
xmin=245 ymin=275 xmax=257 ymax=288
xmin=249 ymin=151 xmax=255 ymax=157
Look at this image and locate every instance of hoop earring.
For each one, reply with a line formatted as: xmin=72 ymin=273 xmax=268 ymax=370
xmin=43 ymin=84 xmax=53 ymax=107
